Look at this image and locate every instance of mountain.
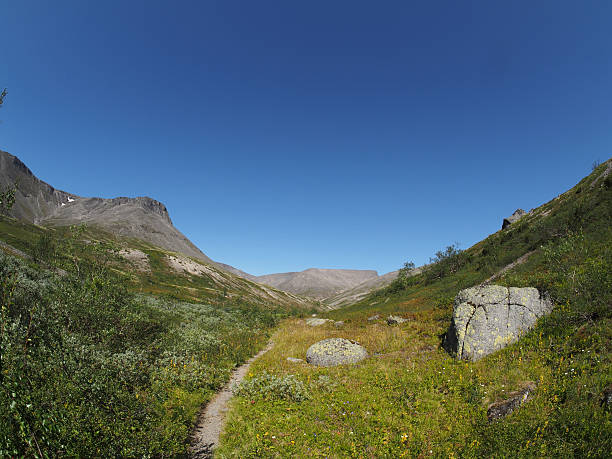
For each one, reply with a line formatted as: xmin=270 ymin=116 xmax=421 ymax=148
xmin=0 ymin=150 xmax=316 ymax=309
xmin=254 ymin=268 xmax=379 ymax=299
xmin=0 ymin=150 xmax=216 ymax=263
xmin=322 ymin=269 xmax=399 ymax=308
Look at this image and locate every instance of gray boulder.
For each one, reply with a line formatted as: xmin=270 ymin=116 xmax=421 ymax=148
xmin=306 ymin=338 xmax=368 ymax=367
xmin=502 ymin=208 xmax=527 ymax=229
xmin=445 ymin=285 xmax=552 ymax=361
xmin=334 ymin=321 xmax=345 ymax=327
xmin=305 ymin=318 xmax=331 ymax=327
xmin=367 ymin=314 xmax=380 ymax=322
xmin=387 ymin=315 xmax=407 ymax=325
xmin=286 ymin=357 xmax=304 ymax=364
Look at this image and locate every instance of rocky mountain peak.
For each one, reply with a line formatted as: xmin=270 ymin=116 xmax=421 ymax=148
xmin=109 ymin=196 xmax=172 ymax=224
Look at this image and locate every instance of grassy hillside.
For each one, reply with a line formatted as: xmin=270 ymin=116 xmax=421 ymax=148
xmin=217 ymin=160 xmax=611 ymax=457
xmin=0 ymin=220 xmax=316 ymax=455
xmin=0 ymin=219 xmax=314 ymax=311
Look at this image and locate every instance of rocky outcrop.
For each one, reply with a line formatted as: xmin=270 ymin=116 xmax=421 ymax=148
xmin=502 ymin=209 xmax=527 ymax=229
xmin=445 ymin=285 xmax=552 ymax=361
xmin=306 ymin=338 xmax=368 ymax=367
xmin=487 ymin=382 xmax=537 ymax=422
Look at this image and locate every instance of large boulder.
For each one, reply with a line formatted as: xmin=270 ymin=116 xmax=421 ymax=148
xmin=445 ymin=285 xmax=552 ymax=361
xmin=502 ymin=209 xmax=527 ymax=229
xmin=306 ymin=338 xmax=368 ymax=367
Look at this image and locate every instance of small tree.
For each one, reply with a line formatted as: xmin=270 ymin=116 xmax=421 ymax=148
xmin=425 ymin=243 xmax=465 ymax=281
xmin=0 ymin=88 xmax=6 ymax=108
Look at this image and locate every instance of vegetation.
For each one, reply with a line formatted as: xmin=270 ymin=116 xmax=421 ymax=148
xmin=217 ymin=161 xmax=611 ymax=457
xmin=233 ymin=371 xmax=311 ymax=403
xmin=0 ymin=226 xmax=287 ymax=456
xmin=1 ymin=156 xmax=610 ymax=456
xmin=0 ymin=185 xmax=16 ymax=217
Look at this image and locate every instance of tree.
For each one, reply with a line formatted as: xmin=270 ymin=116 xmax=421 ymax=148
xmin=0 ymin=88 xmax=6 ymax=108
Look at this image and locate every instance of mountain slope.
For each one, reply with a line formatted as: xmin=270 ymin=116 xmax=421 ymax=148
xmin=0 ymin=149 xmax=215 ymax=263
xmin=322 ymin=269 xmax=399 ymax=308
xmin=254 ymin=268 xmax=378 ymax=299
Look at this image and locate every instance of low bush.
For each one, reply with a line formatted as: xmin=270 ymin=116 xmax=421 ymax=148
xmin=233 ymin=371 xmax=310 ymax=402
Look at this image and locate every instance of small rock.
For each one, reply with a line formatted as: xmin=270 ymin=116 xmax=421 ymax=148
xmin=487 ymin=382 xmax=537 ymax=422
xmin=306 ymin=338 xmax=368 ymax=367
xmin=286 ymin=357 xmax=304 ymax=363
xmin=306 ymin=318 xmax=331 ymax=326
xmin=387 ymin=315 xmax=407 ymax=325
xmin=367 ymin=314 xmax=380 ymax=322
xmin=601 ymin=384 xmax=612 ymax=410
xmin=334 ymin=321 xmax=344 ymax=327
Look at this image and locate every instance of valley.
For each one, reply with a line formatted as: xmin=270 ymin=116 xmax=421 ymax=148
xmin=1 ymin=154 xmax=611 ymax=457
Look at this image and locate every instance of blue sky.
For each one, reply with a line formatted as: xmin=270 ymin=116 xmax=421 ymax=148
xmin=1 ymin=1 xmax=610 ymax=275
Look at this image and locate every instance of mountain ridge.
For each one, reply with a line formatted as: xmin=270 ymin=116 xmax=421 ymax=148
xmin=1 ymin=149 xmax=216 ymax=265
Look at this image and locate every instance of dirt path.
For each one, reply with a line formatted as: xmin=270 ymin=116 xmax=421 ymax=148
xmin=481 ymin=250 xmax=536 ymax=285
xmin=189 ymin=341 xmax=274 ymax=458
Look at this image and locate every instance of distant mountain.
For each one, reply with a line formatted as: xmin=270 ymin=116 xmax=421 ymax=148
xmin=323 ymin=270 xmax=399 ymax=308
xmin=254 ymin=268 xmax=379 ymax=299
xmin=0 ymin=149 xmax=315 ymax=309
xmin=0 ymin=150 xmax=403 ymax=305
xmin=1 ymin=149 xmax=222 ymax=266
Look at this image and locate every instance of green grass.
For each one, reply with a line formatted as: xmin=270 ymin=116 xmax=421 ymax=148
xmin=217 ymin=161 xmax=612 ymax=457
xmin=0 ymin=245 xmax=289 ymax=456
xmin=0 ymin=218 xmax=312 ymax=309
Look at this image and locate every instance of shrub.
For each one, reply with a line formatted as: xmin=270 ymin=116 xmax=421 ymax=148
xmin=233 ymin=371 xmax=310 ymax=402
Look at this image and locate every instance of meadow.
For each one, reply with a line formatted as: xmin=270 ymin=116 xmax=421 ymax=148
xmin=217 ymin=162 xmax=612 ymax=457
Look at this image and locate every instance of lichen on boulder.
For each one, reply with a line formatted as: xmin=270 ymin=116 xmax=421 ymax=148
xmin=445 ymin=285 xmax=552 ymax=361
xmin=306 ymin=338 xmax=368 ymax=367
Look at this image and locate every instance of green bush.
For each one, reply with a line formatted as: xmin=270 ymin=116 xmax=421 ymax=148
xmin=233 ymin=371 xmax=310 ymax=402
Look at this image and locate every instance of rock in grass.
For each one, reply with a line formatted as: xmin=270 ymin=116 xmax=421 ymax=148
xmin=367 ymin=314 xmax=380 ymax=322
xmin=601 ymin=384 xmax=612 ymax=410
xmin=387 ymin=315 xmax=407 ymax=325
xmin=306 ymin=318 xmax=331 ymax=326
xmin=306 ymin=338 xmax=368 ymax=367
xmin=334 ymin=321 xmax=344 ymax=327
xmin=445 ymin=285 xmax=552 ymax=361
xmin=487 ymin=382 xmax=537 ymax=422
xmin=287 ymin=357 xmax=304 ymax=363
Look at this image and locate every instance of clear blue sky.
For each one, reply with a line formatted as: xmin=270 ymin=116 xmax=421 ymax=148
xmin=1 ymin=1 xmax=610 ymax=275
